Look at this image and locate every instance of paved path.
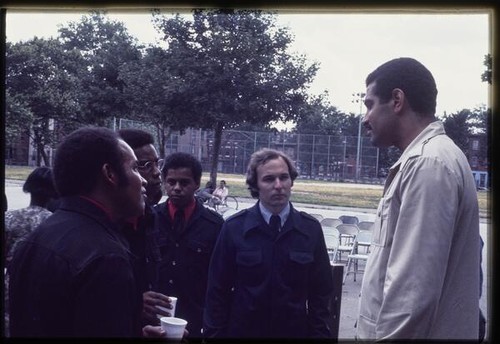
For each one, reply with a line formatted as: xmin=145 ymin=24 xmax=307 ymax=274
xmin=4 ymin=181 xmax=490 ymax=340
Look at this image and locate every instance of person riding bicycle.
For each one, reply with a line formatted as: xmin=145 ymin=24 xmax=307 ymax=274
xmin=196 ymin=181 xmax=214 ymax=203
xmin=209 ymin=180 xmax=228 ymax=208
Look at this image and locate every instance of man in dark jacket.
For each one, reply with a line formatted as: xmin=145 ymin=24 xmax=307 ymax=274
xmin=203 ymin=148 xmax=334 ymax=339
xmin=7 ymin=127 xmax=158 ymax=337
xmin=152 ymin=152 xmax=224 ymax=338
xmin=118 ymin=128 xmax=172 ymax=325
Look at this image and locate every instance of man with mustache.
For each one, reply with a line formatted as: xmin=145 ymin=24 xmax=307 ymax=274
xmin=356 ymin=57 xmax=481 ymax=341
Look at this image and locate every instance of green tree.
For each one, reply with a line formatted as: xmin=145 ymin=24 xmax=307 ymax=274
xmin=442 ymin=109 xmax=471 ymax=153
xmin=481 ymin=54 xmax=492 ymax=84
xmin=468 ymin=106 xmax=490 ymax=170
xmin=294 ymin=92 xmax=346 ymax=135
xmin=468 ymin=106 xmax=490 ymax=135
xmin=5 ymin=89 xmax=33 ymax=147
xmin=119 ymin=45 xmax=196 ymax=158
xmin=152 ymin=9 xmax=318 ymax=186
xmin=292 ymin=92 xmax=349 ymax=178
xmin=6 ymin=38 xmax=82 ymax=166
xmin=59 ymin=11 xmax=142 ymax=126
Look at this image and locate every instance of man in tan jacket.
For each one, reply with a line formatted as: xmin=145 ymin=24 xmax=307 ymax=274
xmin=357 ymin=57 xmax=480 ymax=341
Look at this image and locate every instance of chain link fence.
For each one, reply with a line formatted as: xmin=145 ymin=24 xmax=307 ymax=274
xmin=117 ymin=118 xmax=382 ymax=183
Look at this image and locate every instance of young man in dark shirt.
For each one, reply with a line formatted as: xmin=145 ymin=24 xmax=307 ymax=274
xmin=152 ymin=152 xmax=224 ymax=339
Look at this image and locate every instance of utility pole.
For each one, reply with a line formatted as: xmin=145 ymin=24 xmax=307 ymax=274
xmin=352 ymin=92 xmax=366 ymax=182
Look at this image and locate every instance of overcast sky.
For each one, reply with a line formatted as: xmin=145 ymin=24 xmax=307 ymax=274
xmin=5 ymin=9 xmax=491 ymax=117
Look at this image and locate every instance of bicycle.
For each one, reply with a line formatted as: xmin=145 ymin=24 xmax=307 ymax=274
xmin=198 ymin=195 xmax=239 ymax=213
xmin=220 ymin=195 xmax=239 ymax=211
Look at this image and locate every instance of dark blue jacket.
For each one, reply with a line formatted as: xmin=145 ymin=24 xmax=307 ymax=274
xmin=153 ymin=199 xmax=223 ymax=338
xmin=203 ymin=202 xmax=334 ymax=339
xmin=122 ymin=203 xmax=160 ymax=297
xmin=8 ymin=196 xmax=141 ymax=337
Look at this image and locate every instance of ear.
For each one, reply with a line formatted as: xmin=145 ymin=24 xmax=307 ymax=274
xmin=101 ymin=163 xmax=119 ymax=187
xmin=392 ymin=88 xmax=405 ymax=113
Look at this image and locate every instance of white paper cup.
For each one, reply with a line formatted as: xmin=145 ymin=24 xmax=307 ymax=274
xmin=160 ymin=317 xmax=187 ymax=340
xmin=156 ymin=296 xmax=177 ymax=319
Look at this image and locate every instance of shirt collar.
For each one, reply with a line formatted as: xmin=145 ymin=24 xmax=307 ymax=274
xmin=79 ymin=195 xmax=113 ymax=221
xmin=168 ymin=198 xmax=196 ymax=221
xmin=259 ymin=201 xmax=290 ymax=227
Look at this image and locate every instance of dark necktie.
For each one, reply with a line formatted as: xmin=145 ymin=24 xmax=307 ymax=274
xmin=173 ymin=208 xmax=185 ymax=234
xmin=269 ymin=215 xmax=281 ymax=236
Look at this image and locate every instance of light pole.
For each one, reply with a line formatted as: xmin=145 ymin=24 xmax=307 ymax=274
xmin=352 ymin=92 xmax=366 ymax=182
xmin=342 ymin=138 xmax=346 ymax=180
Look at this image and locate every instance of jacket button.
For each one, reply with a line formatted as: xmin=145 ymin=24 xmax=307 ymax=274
xmin=172 ymin=261 xmax=176 ymax=266
xmin=169 ymin=279 xmax=174 ymax=284
xmin=197 ymin=248 xmax=201 ymax=253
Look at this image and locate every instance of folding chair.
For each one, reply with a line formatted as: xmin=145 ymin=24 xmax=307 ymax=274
xmin=323 ymin=230 xmax=340 ymax=263
xmin=343 ymin=229 xmax=373 ymax=283
xmin=320 ymin=217 xmax=343 ymax=228
xmin=357 ymin=221 xmax=374 ymax=231
xmin=322 ymin=225 xmax=340 ymax=237
xmin=335 ymin=223 xmax=359 ymax=263
xmin=356 ymin=228 xmax=373 ymax=253
xmin=309 ymin=213 xmax=324 ymax=221
xmin=339 ymin=215 xmax=359 ymax=225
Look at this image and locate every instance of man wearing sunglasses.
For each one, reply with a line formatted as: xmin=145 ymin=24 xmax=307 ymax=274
xmin=118 ymin=129 xmax=172 ymax=328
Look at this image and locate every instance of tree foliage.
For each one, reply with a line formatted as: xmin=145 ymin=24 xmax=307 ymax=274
xmin=119 ymin=45 xmax=198 ymax=157
xmin=59 ymin=10 xmax=142 ymax=125
xmin=294 ymin=92 xmax=345 ymax=135
xmin=5 ymin=10 xmax=487 ymax=179
xmin=443 ymin=109 xmax=472 ymax=153
xmin=481 ymin=54 xmax=492 ymax=84
xmin=152 ymin=9 xmax=318 ymax=185
xmin=5 ymin=38 xmax=82 ymax=166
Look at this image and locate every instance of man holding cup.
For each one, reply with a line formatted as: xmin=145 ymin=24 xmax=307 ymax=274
xmin=150 ymin=152 xmax=224 ymax=338
xmin=118 ymin=129 xmax=171 ymax=325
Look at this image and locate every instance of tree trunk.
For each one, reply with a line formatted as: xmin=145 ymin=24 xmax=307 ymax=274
xmin=156 ymin=124 xmax=165 ymax=158
xmin=40 ymin=147 xmax=50 ymax=167
xmin=209 ymin=121 xmax=224 ymax=186
xmin=157 ymin=123 xmax=172 ymax=159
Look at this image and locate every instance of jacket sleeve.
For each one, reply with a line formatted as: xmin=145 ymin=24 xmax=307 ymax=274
xmin=74 ymin=254 xmax=137 ymax=337
xmin=202 ymin=222 xmax=235 ymax=338
xmin=307 ymin=222 xmax=334 ymax=338
xmin=376 ymin=157 xmax=460 ymax=339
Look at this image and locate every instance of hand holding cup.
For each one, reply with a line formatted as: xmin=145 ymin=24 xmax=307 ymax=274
xmin=156 ymin=296 xmax=177 ymax=319
xmin=142 ymin=291 xmax=173 ymax=323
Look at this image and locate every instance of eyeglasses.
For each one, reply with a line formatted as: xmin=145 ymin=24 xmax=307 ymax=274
xmin=138 ymin=159 xmax=164 ymax=172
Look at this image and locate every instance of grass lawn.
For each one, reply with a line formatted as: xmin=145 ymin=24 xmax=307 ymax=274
xmin=5 ymin=165 xmax=489 ymax=217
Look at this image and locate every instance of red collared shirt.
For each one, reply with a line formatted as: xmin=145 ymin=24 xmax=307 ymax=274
xmin=79 ymin=196 xmax=140 ymax=230
xmin=79 ymin=196 xmax=114 ymax=221
xmin=167 ymin=198 xmax=196 ymax=223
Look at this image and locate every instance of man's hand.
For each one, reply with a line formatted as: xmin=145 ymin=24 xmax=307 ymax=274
xmin=142 ymin=291 xmax=173 ymax=324
xmin=142 ymin=325 xmax=190 ymax=340
xmin=142 ymin=325 xmax=165 ymax=338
